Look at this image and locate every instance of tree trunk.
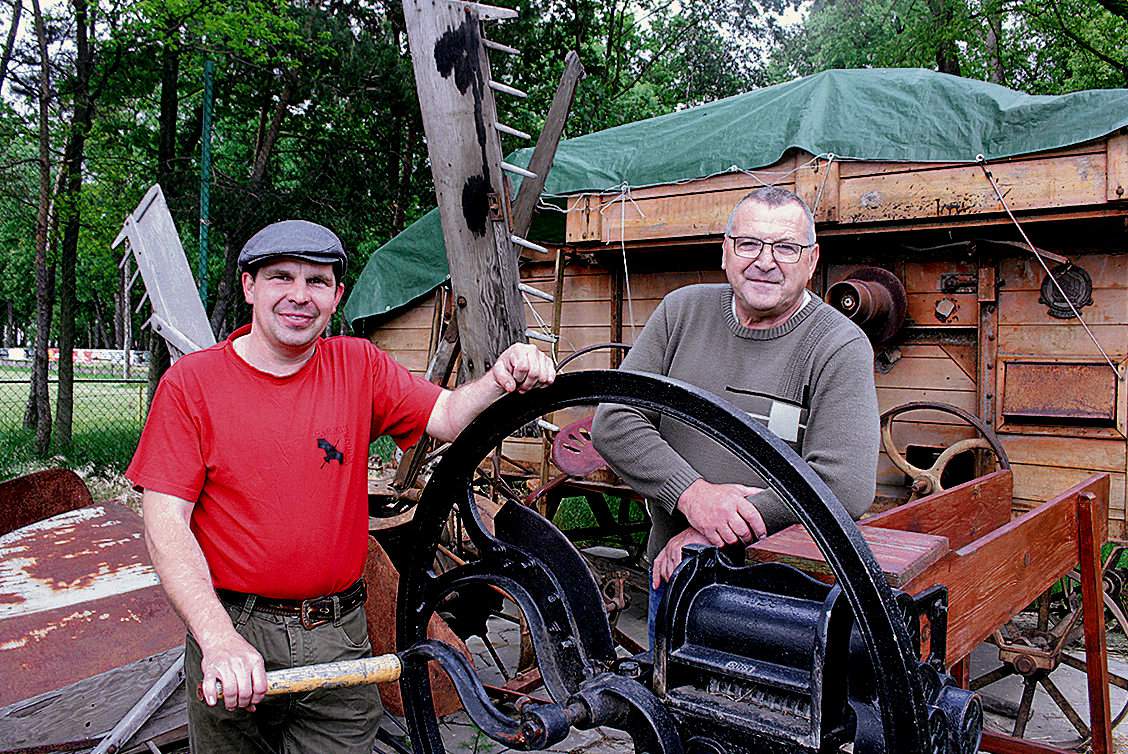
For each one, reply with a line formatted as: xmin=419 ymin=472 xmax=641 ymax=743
xmin=984 ymin=7 xmax=1006 ymax=84
xmin=146 ymin=33 xmax=180 ymax=404
xmin=0 ymin=0 xmax=21 ymax=92
xmin=54 ymin=0 xmax=94 ymax=448
xmin=27 ymin=0 xmax=51 ymax=455
xmin=926 ymin=0 xmax=962 ymax=75
xmin=209 ymin=83 xmax=293 ymax=335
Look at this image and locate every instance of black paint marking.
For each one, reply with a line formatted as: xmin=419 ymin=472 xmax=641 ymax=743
xmin=462 ymin=174 xmax=490 ymax=236
xmin=434 ymin=19 xmax=493 ymax=236
xmin=434 ymin=21 xmax=476 ymax=95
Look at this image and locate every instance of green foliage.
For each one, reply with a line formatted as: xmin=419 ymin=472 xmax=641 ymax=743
xmin=768 ymin=0 xmax=1128 ymax=93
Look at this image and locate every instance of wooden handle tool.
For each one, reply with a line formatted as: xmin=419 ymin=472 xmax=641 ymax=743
xmin=199 ymin=653 xmax=403 ymax=701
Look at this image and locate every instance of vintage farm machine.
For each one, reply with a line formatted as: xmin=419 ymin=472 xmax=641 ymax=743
xmin=390 ymin=369 xmax=985 ymax=754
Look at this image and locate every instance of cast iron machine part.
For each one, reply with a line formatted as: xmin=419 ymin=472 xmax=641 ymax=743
xmin=396 ymin=370 xmax=982 ymax=754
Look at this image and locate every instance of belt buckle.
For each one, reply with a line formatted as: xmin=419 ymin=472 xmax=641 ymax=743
xmin=300 ymin=598 xmax=330 ymax=630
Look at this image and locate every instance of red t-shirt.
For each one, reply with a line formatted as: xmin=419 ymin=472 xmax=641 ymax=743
xmin=126 ymin=325 xmax=441 ymax=599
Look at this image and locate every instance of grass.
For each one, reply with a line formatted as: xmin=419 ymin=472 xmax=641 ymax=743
xmin=0 ymin=361 xmax=148 ymax=479
xmin=552 ymin=494 xmax=648 ymax=549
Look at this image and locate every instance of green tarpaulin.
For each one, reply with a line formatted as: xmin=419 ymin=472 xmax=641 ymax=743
xmin=345 ymin=67 xmax=1128 ymax=330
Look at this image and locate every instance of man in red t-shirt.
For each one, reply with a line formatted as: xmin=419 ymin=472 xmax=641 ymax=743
xmin=127 ymin=220 xmax=554 ymax=753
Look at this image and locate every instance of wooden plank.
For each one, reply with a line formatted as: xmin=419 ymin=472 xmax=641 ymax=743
xmin=877 ymin=387 xmax=978 ymax=422
xmin=998 ymin=288 xmax=1128 ymax=325
xmin=980 ymin=730 xmax=1077 ymax=754
xmin=511 ymin=52 xmax=585 ymax=239
xmin=522 ymin=268 xmax=612 ymax=301
xmin=902 ymin=474 xmax=1109 ymax=664
xmin=998 ymin=253 xmax=1128 ymax=291
xmin=837 ymin=152 xmax=1108 ymax=224
xmin=601 ymin=183 xmax=796 ymax=244
xmin=874 ymin=355 xmax=976 ymax=391
xmin=372 ymin=301 xmax=438 ymax=330
xmin=1076 ymin=490 xmax=1113 ymax=754
xmin=905 ymin=292 xmax=978 ymax=326
xmin=836 ymin=142 xmax=1105 ymax=180
xmin=746 ymin=524 xmax=950 ymax=589
xmin=0 ymin=647 xmax=186 ymax=753
xmin=999 ymin=433 xmax=1127 ymax=472
xmin=1108 ymin=133 xmax=1128 ymax=202
xmin=997 ymin=324 xmax=1128 ymax=357
xmin=626 ymin=269 xmax=727 ymax=298
xmin=552 ymin=326 xmax=616 ymax=351
xmin=369 ymin=328 xmax=439 ymax=351
xmin=861 ymin=470 xmax=1013 ymax=551
xmin=1010 ymin=462 xmax=1125 ymax=509
xmin=816 ymin=206 xmax=1128 ymax=237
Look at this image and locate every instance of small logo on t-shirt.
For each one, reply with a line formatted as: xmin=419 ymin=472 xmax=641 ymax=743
xmin=317 ymin=438 xmax=344 ymax=466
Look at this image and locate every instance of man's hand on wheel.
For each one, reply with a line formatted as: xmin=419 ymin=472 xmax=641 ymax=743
xmin=675 ymin=479 xmax=767 ymax=547
xmin=491 ymin=343 xmax=556 ymax=393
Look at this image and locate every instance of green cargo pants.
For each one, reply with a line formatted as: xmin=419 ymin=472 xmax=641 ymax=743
xmin=184 ymin=597 xmax=382 ymax=754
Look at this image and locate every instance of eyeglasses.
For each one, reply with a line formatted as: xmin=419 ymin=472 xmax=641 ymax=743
xmin=726 ymin=235 xmax=814 ymax=264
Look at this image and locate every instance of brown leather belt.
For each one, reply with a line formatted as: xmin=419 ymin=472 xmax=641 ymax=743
xmin=217 ymin=579 xmax=367 ymax=630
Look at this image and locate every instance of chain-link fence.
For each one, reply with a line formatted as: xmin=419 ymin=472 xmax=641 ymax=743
xmin=0 ymin=351 xmax=150 ymax=478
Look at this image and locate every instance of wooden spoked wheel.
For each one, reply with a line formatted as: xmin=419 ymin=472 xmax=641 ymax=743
xmin=880 ymin=401 xmax=1010 ymax=499
xmin=971 ymin=557 xmax=1128 ymax=748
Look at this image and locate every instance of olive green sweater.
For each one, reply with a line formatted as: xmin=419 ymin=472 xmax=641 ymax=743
xmin=592 ymin=284 xmax=879 ymax=562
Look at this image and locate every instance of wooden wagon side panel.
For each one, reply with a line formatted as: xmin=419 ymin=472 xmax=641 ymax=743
xmin=567 ymin=140 xmax=1128 ymax=244
xmin=365 ymin=291 xmax=440 ymax=375
xmin=994 ymin=251 xmax=1128 ymax=537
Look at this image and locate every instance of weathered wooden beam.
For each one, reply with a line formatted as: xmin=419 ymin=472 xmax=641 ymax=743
xmin=511 ymin=50 xmax=586 ymax=239
xmin=402 ymin=0 xmax=525 ymax=381
xmin=393 ymin=309 xmax=460 ymax=491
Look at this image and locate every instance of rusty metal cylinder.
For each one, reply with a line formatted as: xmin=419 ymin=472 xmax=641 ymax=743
xmin=825 ymin=266 xmax=907 ymax=345
xmin=828 ymin=278 xmax=893 ymax=328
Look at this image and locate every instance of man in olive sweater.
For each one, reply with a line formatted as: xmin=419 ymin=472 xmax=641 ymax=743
xmin=592 ymin=187 xmax=879 ymax=645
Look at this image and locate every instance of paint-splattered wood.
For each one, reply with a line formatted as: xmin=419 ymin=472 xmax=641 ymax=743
xmin=401 ymin=0 xmax=525 ymax=382
xmin=861 ymin=470 xmax=1013 ymax=551
xmin=746 ymin=524 xmax=949 ymax=589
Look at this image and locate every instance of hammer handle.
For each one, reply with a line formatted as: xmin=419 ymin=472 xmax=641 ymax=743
xmin=200 ymin=653 xmax=402 ymax=700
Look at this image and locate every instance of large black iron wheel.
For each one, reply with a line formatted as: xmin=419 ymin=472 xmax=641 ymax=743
xmin=397 ymin=370 xmax=933 ymax=753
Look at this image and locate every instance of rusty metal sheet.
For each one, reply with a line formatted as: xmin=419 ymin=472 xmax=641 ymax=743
xmin=0 ymin=469 xmax=93 ymax=537
xmin=0 ymin=504 xmax=182 ymax=707
xmin=1001 ymin=361 xmax=1118 ymax=425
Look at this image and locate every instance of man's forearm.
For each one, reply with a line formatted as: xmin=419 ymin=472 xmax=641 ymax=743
xmin=426 ymin=343 xmax=556 ymax=442
xmin=142 ymin=493 xmax=238 ymax=646
xmin=427 ymin=373 xmax=505 ymax=443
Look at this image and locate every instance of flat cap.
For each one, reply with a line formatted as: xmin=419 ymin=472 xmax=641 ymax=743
xmin=238 ymin=220 xmax=347 ymax=277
